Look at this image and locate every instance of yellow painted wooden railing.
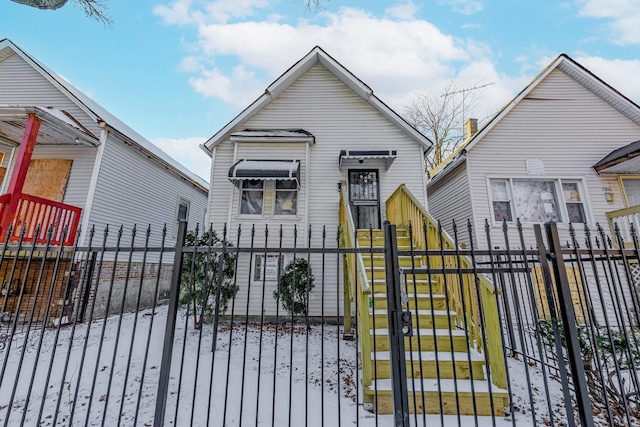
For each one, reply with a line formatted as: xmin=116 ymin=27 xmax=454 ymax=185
xmin=386 ymin=184 xmax=507 ymax=389
xmin=606 ymin=204 xmax=640 ymax=247
xmin=339 ymin=187 xmax=374 ymax=391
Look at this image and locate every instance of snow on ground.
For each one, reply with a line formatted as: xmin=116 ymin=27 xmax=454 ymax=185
xmin=0 ymin=305 xmax=570 ymax=426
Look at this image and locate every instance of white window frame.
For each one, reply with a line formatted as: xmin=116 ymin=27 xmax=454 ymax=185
xmin=274 ymin=180 xmax=298 ymax=216
xmin=239 ymin=179 xmax=266 ymax=216
xmin=487 ymin=177 xmax=590 ymax=225
xmin=174 ymin=197 xmax=190 ymax=237
xmin=253 ymin=253 xmax=286 ymax=282
xmin=237 ymin=179 xmax=300 ymax=219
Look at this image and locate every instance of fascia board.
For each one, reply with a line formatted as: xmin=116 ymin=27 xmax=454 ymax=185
xmin=367 ymin=95 xmax=433 ymax=151
xmin=0 ymin=40 xmax=100 ymax=123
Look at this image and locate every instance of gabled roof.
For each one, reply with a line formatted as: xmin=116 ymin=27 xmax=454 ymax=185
xmin=202 ymin=46 xmax=433 ymax=153
xmin=0 ymin=38 xmax=208 ymax=191
xmin=429 ymin=53 xmax=640 ymax=185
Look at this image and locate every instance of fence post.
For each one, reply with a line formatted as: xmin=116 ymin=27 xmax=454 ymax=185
xmin=383 ymin=221 xmax=410 ymax=426
xmin=540 ymin=223 xmax=595 ymax=427
xmin=154 ymin=220 xmax=187 ymax=427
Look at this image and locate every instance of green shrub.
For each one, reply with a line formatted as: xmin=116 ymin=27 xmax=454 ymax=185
xmin=180 ymin=230 xmax=237 ymax=329
xmin=273 ymin=258 xmax=314 ymax=316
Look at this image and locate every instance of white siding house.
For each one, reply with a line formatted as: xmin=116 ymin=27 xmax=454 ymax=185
xmin=427 ymin=54 xmax=640 ymax=249
xmin=0 ymin=38 xmax=208 ymax=246
xmin=202 ymin=47 xmax=433 ymax=316
xmin=0 ymin=39 xmax=209 ymax=317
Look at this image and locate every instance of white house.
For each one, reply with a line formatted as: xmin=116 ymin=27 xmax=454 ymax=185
xmin=427 ymin=53 xmax=640 ymax=249
xmin=201 ymin=46 xmax=433 ymax=316
xmin=0 ymin=39 xmax=209 ymax=319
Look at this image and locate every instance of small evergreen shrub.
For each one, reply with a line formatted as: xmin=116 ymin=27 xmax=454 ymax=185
xmin=273 ymin=258 xmax=314 ymax=316
xmin=180 ymin=230 xmax=237 ymax=329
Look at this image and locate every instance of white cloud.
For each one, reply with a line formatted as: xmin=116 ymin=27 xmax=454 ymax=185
xmin=577 ymin=0 xmax=640 ymax=45
xmin=438 ymin=0 xmax=485 ymax=15
xmin=156 ymin=5 xmax=490 ymax=112
xmin=151 ymin=136 xmax=211 ymax=180
xmin=573 ymin=55 xmax=640 ymax=102
xmin=154 ymin=0 xmax=269 ymax=25
xmin=156 ymin=2 xmax=573 ymax=135
xmin=385 ymin=1 xmax=420 ymax=20
xmin=188 ymin=64 xmax=265 ymax=107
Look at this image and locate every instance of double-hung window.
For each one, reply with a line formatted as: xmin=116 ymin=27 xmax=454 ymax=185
xmin=239 ymin=180 xmax=298 ymax=216
xmin=275 ymin=180 xmax=297 ymax=215
xmin=240 ymin=180 xmax=265 ymax=215
xmin=489 ymin=178 xmax=587 ymax=224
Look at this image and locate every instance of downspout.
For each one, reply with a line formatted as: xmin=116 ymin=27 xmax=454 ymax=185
xmin=421 ymin=146 xmax=428 ymax=211
xmin=226 ymin=142 xmax=238 ymax=229
xmin=304 ymin=142 xmax=310 ymax=240
xmin=78 ymin=122 xmax=108 ymax=245
xmin=206 ymin=146 xmax=216 ymax=227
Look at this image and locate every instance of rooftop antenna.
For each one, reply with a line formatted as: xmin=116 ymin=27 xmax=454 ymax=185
xmin=443 ymin=82 xmax=495 ymax=138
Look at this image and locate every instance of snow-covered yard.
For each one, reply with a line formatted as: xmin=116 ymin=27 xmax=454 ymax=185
xmin=0 ymin=305 xmax=575 ymax=426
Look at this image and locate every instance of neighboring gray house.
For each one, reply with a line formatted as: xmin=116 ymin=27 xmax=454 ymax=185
xmin=201 ymin=46 xmax=433 ymax=316
xmin=427 ymin=53 xmax=640 ymax=249
xmin=0 ymin=38 xmax=208 ymax=318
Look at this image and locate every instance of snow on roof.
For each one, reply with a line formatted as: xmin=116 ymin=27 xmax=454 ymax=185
xmin=0 ymin=39 xmax=208 ymax=191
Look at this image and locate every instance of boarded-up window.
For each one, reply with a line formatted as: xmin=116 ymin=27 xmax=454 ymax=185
xmin=532 ymin=266 xmax=588 ymax=323
xmin=23 ymin=159 xmax=73 ymax=202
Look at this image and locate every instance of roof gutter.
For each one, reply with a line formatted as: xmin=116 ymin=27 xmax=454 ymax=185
xmin=427 ymin=152 xmax=467 ymax=189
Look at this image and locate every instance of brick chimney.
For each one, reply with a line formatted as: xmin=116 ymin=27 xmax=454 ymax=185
xmin=465 ymin=118 xmax=478 ymax=140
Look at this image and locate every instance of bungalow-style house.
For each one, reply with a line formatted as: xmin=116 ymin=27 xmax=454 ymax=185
xmin=427 ymin=54 xmax=640 ymax=249
xmin=201 ymin=46 xmax=432 ymax=316
xmin=201 ymin=47 xmax=511 ymax=416
xmin=0 ymin=39 xmax=208 ymax=320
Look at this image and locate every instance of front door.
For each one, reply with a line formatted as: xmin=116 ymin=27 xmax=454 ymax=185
xmin=348 ymin=170 xmax=380 ymax=229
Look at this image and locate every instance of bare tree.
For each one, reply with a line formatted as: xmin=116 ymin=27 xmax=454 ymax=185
xmin=11 ymin=0 xmax=325 ymax=25
xmin=403 ymin=81 xmax=487 ymax=171
xmin=10 ymin=0 xmax=112 ymax=25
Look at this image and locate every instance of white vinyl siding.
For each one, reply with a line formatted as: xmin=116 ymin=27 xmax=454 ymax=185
xmin=464 ymin=68 xmax=640 ymax=248
xmin=427 ymin=162 xmax=473 ymax=247
xmin=0 ymin=52 xmax=101 ymax=136
xmin=244 ymin=65 xmax=426 ymax=233
xmin=206 ymin=64 xmax=428 ymax=316
xmin=88 ymin=137 xmax=208 ymax=247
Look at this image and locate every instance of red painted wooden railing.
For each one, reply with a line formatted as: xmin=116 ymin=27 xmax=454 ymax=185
xmin=0 ymin=193 xmax=81 ymax=246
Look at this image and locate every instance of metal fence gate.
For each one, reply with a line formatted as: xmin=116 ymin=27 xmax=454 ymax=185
xmin=0 ymin=220 xmax=639 ymax=426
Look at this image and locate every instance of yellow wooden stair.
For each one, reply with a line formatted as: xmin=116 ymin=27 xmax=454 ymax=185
xmin=357 ymin=228 xmax=509 ymax=417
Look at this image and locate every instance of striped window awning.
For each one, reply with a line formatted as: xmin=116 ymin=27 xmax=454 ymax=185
xmin=338 ymin=150 xmax=397 ymax=170
xmin=228 ymin=159 xmax=300 ymax=186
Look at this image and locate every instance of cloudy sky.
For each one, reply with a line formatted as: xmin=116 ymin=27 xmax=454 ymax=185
xmin=2 ymin=0 xmax=640 ymax=180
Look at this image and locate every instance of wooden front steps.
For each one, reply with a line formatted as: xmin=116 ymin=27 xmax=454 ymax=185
xmin=356 ymin=228 xmax=509 ymax=417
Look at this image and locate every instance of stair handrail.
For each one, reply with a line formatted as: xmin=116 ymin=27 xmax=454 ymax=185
xmin=386 ymin=184 xmax=507 ymax=389
xmin=339 ymin=186 xmax=374 ymax=389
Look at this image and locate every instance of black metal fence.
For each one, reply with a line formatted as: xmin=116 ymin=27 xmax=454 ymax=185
xmin=0 ymin=220 xmax=638 ymax=426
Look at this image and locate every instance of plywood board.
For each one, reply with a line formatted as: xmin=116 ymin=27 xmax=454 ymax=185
xmin=23 ymin=159 xmax=73 ymax=202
